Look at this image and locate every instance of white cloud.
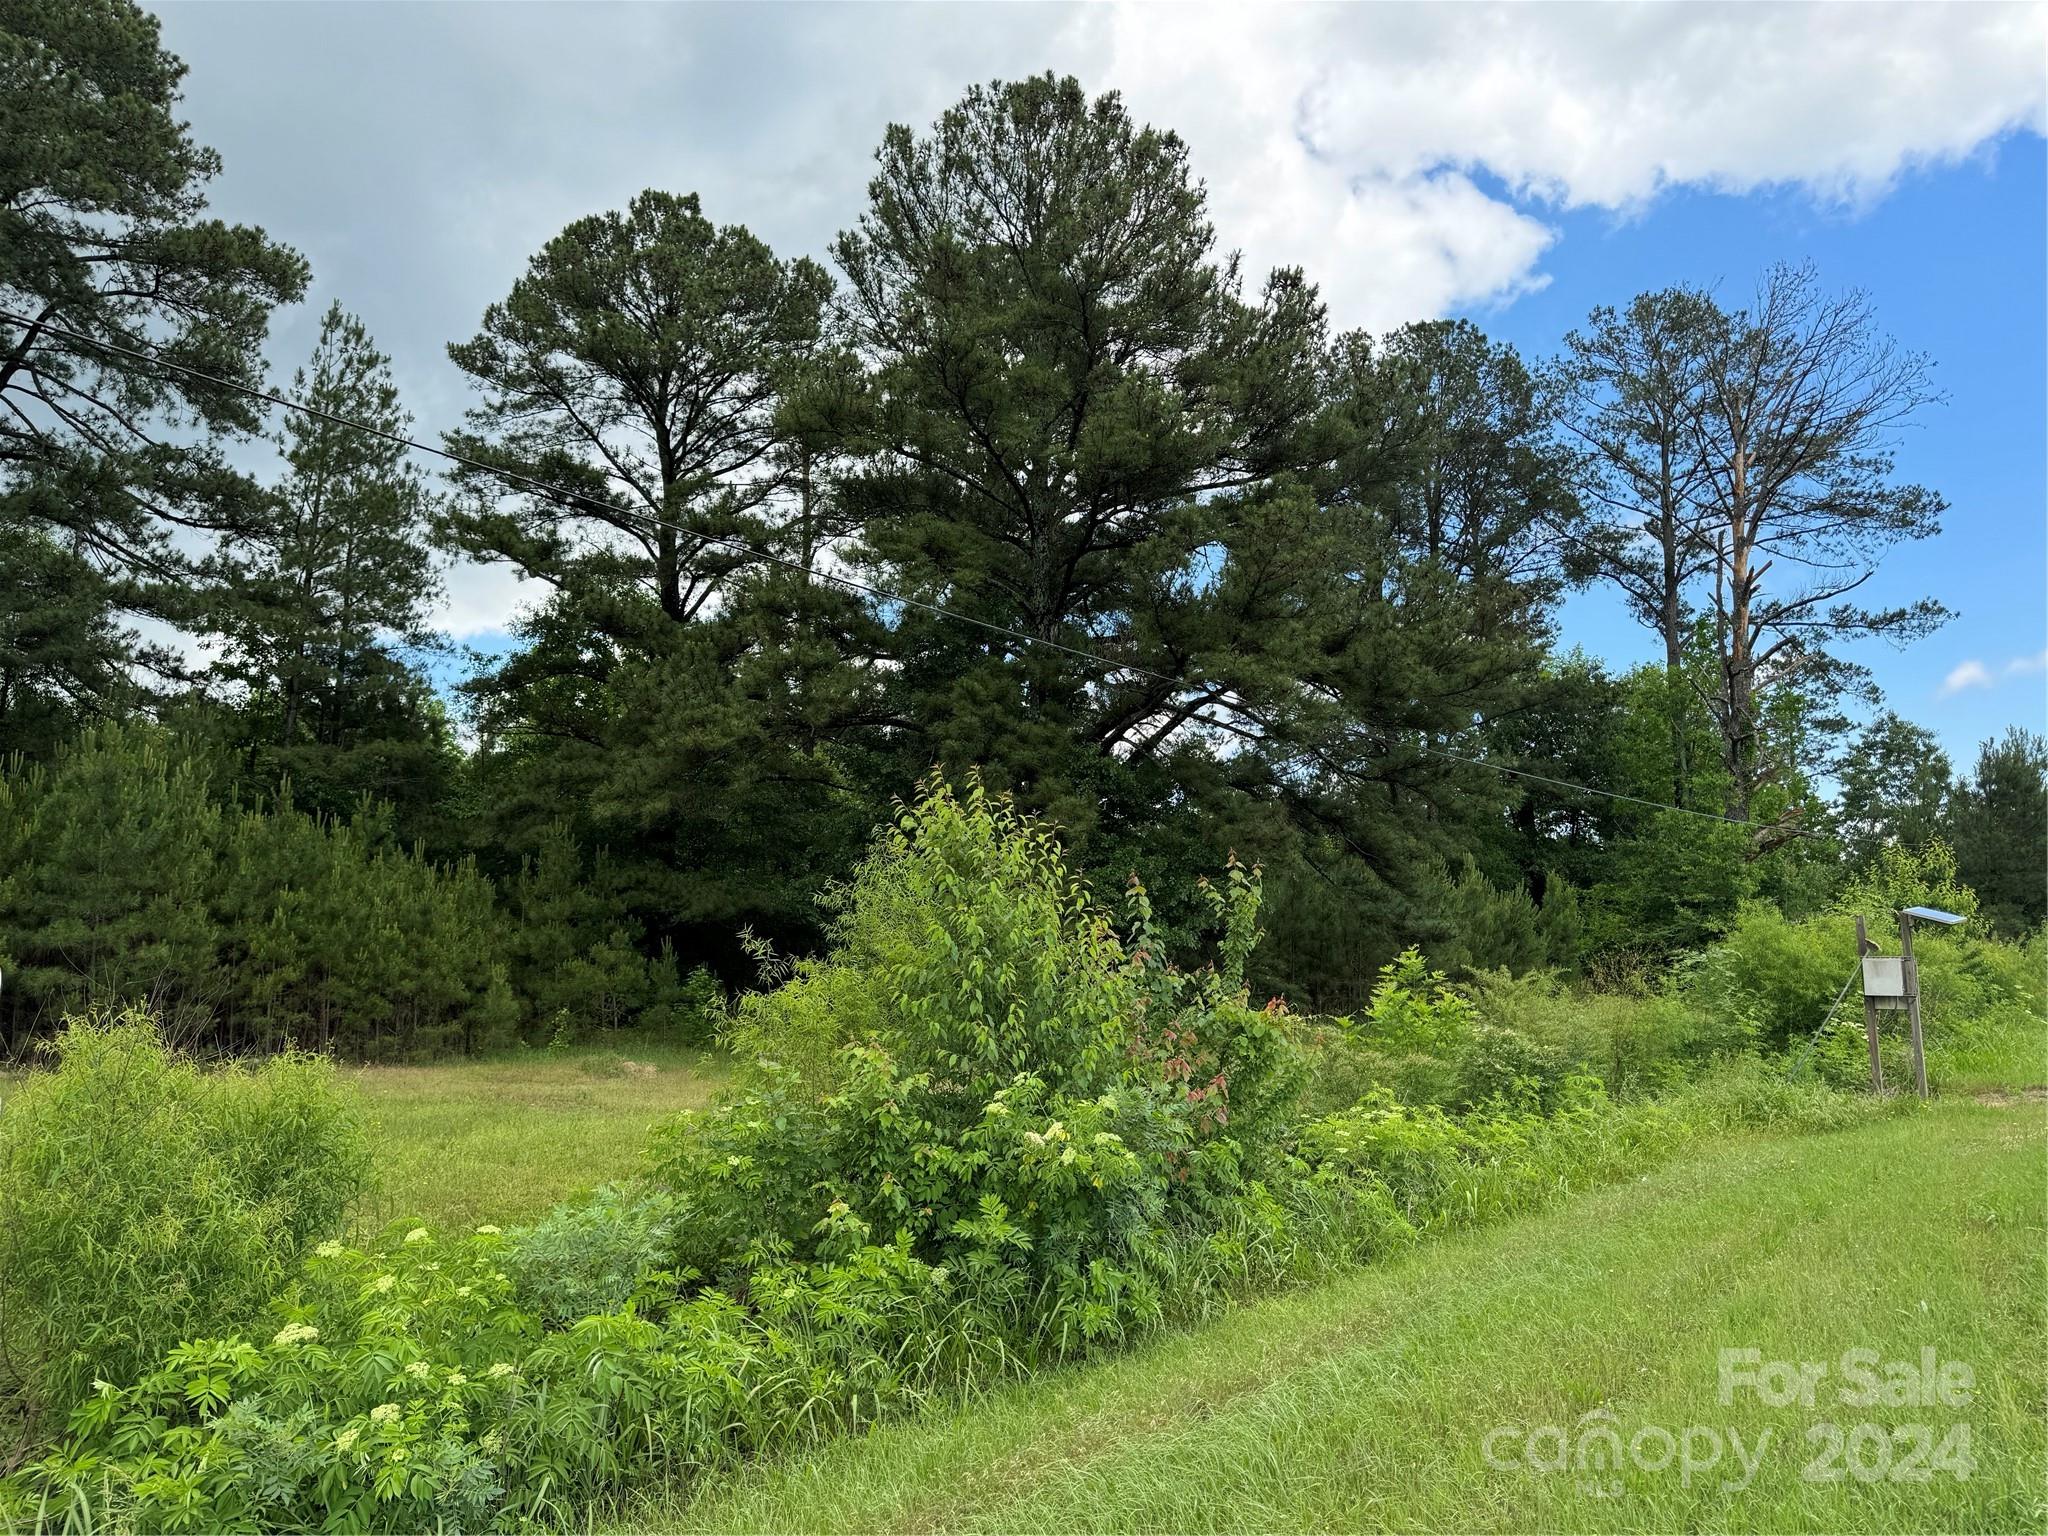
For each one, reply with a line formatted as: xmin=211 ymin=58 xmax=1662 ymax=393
xmin=1936 ymin=649 xmax=2048 ymax=700
xmin=1939 ymin=659 xmax=1995 ymax=697
xmin=433 ymin=558 xmax=535 ymax=641
xmin=1063 ymin=1 xmax=2047 ymax=329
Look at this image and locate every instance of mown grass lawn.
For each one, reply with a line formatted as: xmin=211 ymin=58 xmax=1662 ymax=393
xmin=349 ymin=1039 xmax=728 ymax=1235
xmin=635 ymin=1100 xmax=2045 ymax=1534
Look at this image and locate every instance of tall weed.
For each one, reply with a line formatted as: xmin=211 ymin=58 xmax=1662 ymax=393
xmin=0 ymin=1011 xmax=371 ymax=1432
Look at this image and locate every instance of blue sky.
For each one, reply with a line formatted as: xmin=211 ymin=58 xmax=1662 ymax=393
xmin=1468 ymin=136 xmax=2047 ymax=767
xmin=151 ymin=3 xmax=2047 ymax=768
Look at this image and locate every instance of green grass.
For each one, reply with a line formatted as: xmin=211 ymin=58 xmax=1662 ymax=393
xmin=636 ymin=1101 xmax=2045 ymax=1534
xmin=1924 ymin=1004 xmax=2048 ymax=1097
xmin=348 ymin=1039 xmax=728 ymax=1235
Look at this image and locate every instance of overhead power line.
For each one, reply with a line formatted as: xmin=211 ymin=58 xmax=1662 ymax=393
xmin=2 ymin=306 xmax=1788 ymax=836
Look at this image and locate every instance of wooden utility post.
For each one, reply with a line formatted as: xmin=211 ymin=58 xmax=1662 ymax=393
xmin=1859 ymin=906 xmax=1959 ymax=1101
xmin=1897 ymin=910 xmax=1929 ymax=1100
xmin=1854 ymin=915 xmax=1884 ymax=1095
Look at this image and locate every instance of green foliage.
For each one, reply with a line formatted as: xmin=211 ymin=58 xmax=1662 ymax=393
xmin=4 ymin=1219 xmax=987 ymax=1532
xmin=0 ymin=0 xmax=308 ymax=745
xmin=0 ymin=787 xmax=1947 ymax=1532
xmin=1417 ymin=856 xmax=1581 ymax=977
xmin=0 ymin=726 xmax=517 ymax=1056
xmin=500 ymin=1184 xmax=685 ymax=1327
xmin=0 ymin=1011 xmax=370 ymax=1427
xmin=1 ymin=1044 xmax=1904 ymax=1534
xmin=1834 ymin=711 xmax=1952 ymax=872
xmin=1687 ymin=882 xmax=2036 ymax=1073
xmin=1947 ymin=727 xmax=2047 ymax=935
xmin=203 ymin=302 xmax=451 ymax=837
xmin=503 ymin=824 xmax=705 ymax=1044
xmin=651 ymin=777 xmax=1300 ymax=1321
xmin=1831 ymin=838 xmax=1977 ymax=926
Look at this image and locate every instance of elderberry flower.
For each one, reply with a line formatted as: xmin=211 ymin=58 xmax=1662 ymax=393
xmin=369 ymin=1403 xmax=400 ymax=1424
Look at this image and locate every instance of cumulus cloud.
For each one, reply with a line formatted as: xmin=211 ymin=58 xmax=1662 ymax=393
xmin=1063 ymin=1 xmax=2046 ymax=329
xmin=151 ymin=0 xmax=2048 ymax=638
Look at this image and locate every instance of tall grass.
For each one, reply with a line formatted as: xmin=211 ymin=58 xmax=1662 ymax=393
xmin=0 ymin=1011 xmax=371 ymax=1439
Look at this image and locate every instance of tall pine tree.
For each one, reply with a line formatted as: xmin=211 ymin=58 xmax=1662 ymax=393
xmin=0 ymin=0 xmax=307 ymax=742
xmin=207 ymin=302 xmax=449 ymax=825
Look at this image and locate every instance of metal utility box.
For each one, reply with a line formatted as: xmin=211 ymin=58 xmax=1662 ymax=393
xmin=1861 ymin=955 xmax=1910 ymax=1009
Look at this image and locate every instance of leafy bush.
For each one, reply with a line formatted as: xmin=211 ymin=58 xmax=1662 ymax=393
xmin=0 ymin=1056 xmax=1898 ymax=1531
xmin=1451 ymin=1022 xmax=1569 ymax=1111
xmin=0 ymin=1012 xmax=372 ymax=1429
xmin=1455 ymin=968 xmax=1737 ymax=1099
xmin=1353 ymin=949 xmax=1475 ymax=1054
xmin=649 ymin=776 xmax=1301 ymax=1333
xmin=500 ymin=1184 xmax=684 ymax=1326
xmin=4 ymin=1221 xmax=985 ymax=1532
xmin=1686 ymin=887 xmax=2037 ymax=1070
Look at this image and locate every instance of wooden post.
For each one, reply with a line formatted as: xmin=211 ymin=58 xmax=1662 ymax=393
xmin=1855 ymin=915 xmax=1884 ymax=1095
xmin=1897 ymin=909 xmax=1929 ymax=1100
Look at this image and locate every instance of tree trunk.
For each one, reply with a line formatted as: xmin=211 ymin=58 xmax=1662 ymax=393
xmin=1656 ymin=440 xmax=1690 ymax=809
xmin=1723 ymin=446 xmax=1756 ymax=823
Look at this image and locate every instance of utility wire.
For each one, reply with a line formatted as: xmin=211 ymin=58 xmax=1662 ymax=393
xmin=3 ymin=306 xmax=1790 ymax=835
xmin=1785 ymin=959 xmax=1867 ymax=1081
xmin=0 ymin=309 xmax=1179 ymax=686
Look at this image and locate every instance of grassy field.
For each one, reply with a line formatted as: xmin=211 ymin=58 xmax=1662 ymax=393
xmin=348 ymin=1039 xmax=728 ymax=1235
xmin=636 ymin=1101 xmax=2045 ymax=1534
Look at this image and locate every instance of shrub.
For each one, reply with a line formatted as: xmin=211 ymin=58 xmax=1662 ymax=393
xmin=649 ymin=775 xmax=1301 ymax=1340
xmin=500 ymin=1184 xmax=685 ymax=1327
xmin=1686 ymin=891 xmax=2036 ymax=1066
xmin=1451 ymin=1021 xmax=1568 ymax=1111
xmin=3 ymin=1223 xmax=982 ymax=1533
xmin=0 ymin=1056 xmax=1898 ymax=1532
xmin=0 ymin=1011 xmax=372 ymax=1429
xmin=1455 ymin=968 xmax=1737 ymax=1099
xmin=1353 ymin=949 xmax=1475 ymax=1055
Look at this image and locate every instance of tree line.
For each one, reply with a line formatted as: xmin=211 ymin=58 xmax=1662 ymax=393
xmin=1 ymin=0 xmax=2039 ymax=1049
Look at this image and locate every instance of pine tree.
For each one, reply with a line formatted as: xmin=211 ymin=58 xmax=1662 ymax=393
xmin=0 ymin=727 xmax=222 ymax=1035
xmin=0 ymin=0 xmax=307 ymax=734
xmin=1947 ymin=728 xmax=2047 ymax=934
xmin=208 ymin=303 xmax=449 ymax=825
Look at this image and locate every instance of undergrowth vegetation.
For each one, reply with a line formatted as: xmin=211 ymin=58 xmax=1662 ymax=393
xmin=0 ymin=1017 xmax=371 ymax=1440
xmin=0 ymin=780 xmax=2030 ymax=1532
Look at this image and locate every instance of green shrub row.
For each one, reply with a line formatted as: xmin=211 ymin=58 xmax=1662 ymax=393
xmin=0 ymin=729 xmax=729 ymax=1061
xmin=0 ymin=780 xmax=1924 ymax=1533
xmin=0 ymin=1061 xmax=1897 ymax=1534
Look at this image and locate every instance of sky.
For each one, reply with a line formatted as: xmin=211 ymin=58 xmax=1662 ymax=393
xmin=148 ymin=1 xmax=2048 ymax=766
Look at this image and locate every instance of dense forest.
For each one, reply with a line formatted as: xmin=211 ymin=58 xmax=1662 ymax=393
xmin=1 ymin=0 xmax=2041 ymax=1056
